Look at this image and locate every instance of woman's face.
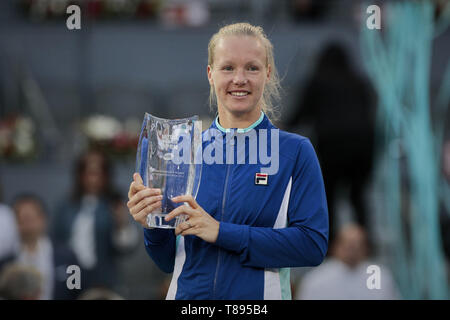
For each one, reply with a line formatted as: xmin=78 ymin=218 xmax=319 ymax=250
xmin=81 ymin=153 xmax=106 ymax=196
xmin=208 ymin=35 xmax=271 ymax=118
xmin=15 ymin=201 xmax=46 ymax=243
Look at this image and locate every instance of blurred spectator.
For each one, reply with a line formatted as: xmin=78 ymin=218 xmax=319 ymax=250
xmin=11 ymin=194 xmax=79 ymax=300
xmin=289 ymin=0 xmax=329 ymax=21
xmin=161 ymin=0 xmax=209 ymax=27
xmin=51 ymin=149 xmax=139 ymax=292
xmin=440 ymin=139 xmax=450 ymax=266
xmin=77 ymin=287 xmax=124 ymax=300
xmin=0 ymin=201 xmax=19 ymax=270
xmin=0 ymin=263 xmax=42 ymax=300
xmin=295 ymin=223 xmax=399 ymax=300
xmin=286 ymin=42 xmax=377 ymax=244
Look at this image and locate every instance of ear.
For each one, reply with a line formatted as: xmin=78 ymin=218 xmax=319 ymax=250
xmin=266 ymin=64 xmax=271 ymax=81
xmin=207 ymin=65 xmax=214 ymax=86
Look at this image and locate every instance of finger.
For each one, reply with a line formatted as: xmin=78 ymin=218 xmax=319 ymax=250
xmin=175 ymin=217 xmax=200 ymax=236
xmin=175 ymin=220 xmax=191 ymax=236
xmin=128 ymin=173 xmax=145 ymax=199
xmin=131 ymin=180 xmax=145 ymax=193
xmin=134 ymin=172 xmax=144 ymax=185
xmin=133 ymin=201 xmax=162 ymax=224
xmin=130 ymin=195 xmax=163 ymax=215
xmin=165 ymin=205 xmax=197 ymax=221
xmin=131 ymin=195 xmax=162 ymax=214
xmin=180 ymin=226 xmax=200 ymax=237
xmin=127 ymin=188 xmax=161 ymax=208
xmin=184 ymin=216 xmax=200 ymax=228
xmin=128 ymin=181 xmax=145 ymax=199
xmin=171 ymin=195 xmax=199 ymax=209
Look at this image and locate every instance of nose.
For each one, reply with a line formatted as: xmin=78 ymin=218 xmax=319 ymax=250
xmin=233 ymin=69 xmax=248 ymax=85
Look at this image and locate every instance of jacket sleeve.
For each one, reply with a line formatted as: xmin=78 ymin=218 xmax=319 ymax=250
xmin=143 ymin=228 xmax=176 ymax=273
xmin=214 ymin=138 xmax=329 ymax=268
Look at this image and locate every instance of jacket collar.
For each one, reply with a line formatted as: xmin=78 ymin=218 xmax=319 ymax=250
xmin=209 ymin=111 xmax=271 ymax=134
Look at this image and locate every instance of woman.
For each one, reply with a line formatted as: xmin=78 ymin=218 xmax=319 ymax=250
xmin=127 ymin=23 xmax=329 ymax=299
xmin=53 ymin=149 xmax=138 ymax=292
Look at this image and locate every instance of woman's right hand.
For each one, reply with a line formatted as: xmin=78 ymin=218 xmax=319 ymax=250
xmin=127 ymin=173 xmax=163 ymax=228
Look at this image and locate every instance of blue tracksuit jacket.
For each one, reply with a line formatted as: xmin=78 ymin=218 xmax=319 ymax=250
xmin=143 ymin=112 xmax=329 ymax=299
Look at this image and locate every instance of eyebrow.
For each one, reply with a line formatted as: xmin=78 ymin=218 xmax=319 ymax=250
xmin=218 ymin=60 xmax=263 ymax=66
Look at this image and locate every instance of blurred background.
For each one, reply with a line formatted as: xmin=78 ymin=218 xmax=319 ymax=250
xmin=0 ymin=0 xmax=449 ymax=300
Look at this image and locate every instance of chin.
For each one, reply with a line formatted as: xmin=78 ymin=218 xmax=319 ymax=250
xmin=225 ymin=102 xmax=257 ymax=115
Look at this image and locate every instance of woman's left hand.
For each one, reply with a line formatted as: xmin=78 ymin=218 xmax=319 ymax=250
xmin=165 ymin=195 xmax=220 ymax=243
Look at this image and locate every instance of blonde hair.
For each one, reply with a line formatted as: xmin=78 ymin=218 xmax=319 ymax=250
xmin=207 ymin=22 xmax=281 ymax=120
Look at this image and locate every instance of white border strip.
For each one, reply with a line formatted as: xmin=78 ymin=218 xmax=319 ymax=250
xmin=166 ymin=235 xmax=186 ymax=300
xmin=264 ymin=177 xmax=292 ymax=300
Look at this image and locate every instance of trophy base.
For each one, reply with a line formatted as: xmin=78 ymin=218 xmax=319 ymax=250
xmin=146 ymin=213 xmax=187 ymax=229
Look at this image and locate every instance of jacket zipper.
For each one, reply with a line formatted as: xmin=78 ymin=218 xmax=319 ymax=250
xmin=212 ymin=162 xmax=231 ymax=298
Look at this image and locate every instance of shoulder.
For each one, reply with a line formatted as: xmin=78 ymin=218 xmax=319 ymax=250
xmin=278 ymin=129 xmax=309 ymax=144
xmin=300 ymin=259 xmax=341 ymax=287
xmin=277 ymin=128 xmax=317 ymax=163
xmin=0 ymin=204 xmax=15 ymax=222
xmin=0 ymin=203 xmax=12 ymax=212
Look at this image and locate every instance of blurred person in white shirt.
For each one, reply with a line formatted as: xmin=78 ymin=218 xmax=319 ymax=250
xmin=12 ymin=194 xmax=79 ymax=300
xmin=295 ymin=223 xmax=400 ymax=300
xmin=0 ymin=190 xmax=20 ymax=269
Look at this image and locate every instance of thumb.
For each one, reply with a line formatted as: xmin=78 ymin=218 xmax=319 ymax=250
xmin=133 ymin=172 xmax=144 ymax=185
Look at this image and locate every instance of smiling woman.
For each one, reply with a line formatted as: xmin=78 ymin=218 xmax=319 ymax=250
xmin=207 ymin=35 xmax=269 ymax=128
xmin=127 ymin=22 xmax=329 ymax=300
xmin=207 ymin=23 xmax=281 ymax=126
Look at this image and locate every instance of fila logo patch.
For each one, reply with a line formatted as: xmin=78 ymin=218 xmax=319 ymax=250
xmin=255 ymin=173 xmax=268 ymax=185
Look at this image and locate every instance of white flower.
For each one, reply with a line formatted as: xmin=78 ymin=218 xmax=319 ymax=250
xmin=14 ymin=133 xmax=34 ymax=156
xmin=15 ymin=117 xmax=35 ymax=135
xmin=82 ymin=115 xmax=122 ymax=141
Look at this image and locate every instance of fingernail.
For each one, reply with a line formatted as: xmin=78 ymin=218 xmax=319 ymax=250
xmin=158 ymin=195 xmax=163 ymax=200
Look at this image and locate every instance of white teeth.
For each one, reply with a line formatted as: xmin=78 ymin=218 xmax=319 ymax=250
xmin=230 ymin=92 xmax=248 ymax=96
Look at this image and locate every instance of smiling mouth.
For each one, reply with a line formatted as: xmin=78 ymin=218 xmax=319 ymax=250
xmin=228 ymin=91 xmax=250 ymax=97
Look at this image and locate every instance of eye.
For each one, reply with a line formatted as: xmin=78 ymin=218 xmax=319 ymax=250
xmin=248 ymin=65 xmax=259 ymax=71
xmin=222 ymin=66 xmax=233 ymax=71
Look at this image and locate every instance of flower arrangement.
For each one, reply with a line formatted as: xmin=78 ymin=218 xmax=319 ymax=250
xmin=19 ymin=0 xmax=162 ymax=20
xmin=80 ymin=114 xmax=141 ymax=159
xmin=0 ymin=114 xmax=37 ymax=161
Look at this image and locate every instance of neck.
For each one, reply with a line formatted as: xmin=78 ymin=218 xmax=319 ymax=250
xmin=23 ymin=238 xmax=40 ymax=253
xmin=217 ymin=107 xmax=262 ymax=129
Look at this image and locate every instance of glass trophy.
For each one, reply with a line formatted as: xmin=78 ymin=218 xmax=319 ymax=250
xmin=136 ymin=113 xmax=202 ymax=229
